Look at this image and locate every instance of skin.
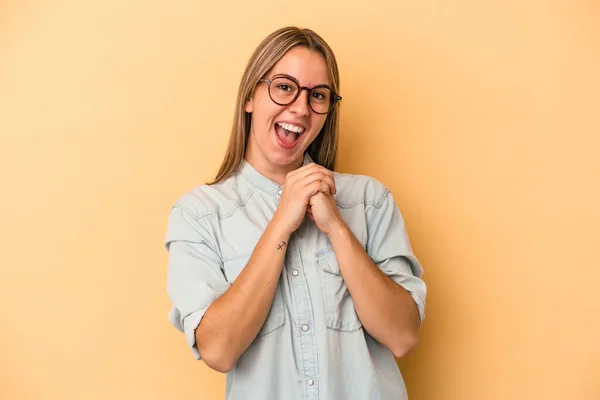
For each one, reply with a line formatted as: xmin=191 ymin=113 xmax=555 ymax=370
xmin=244 ymin=46 xmax=330 ymax=184
xmin=196 ymin=47 xmax=420 ymax=373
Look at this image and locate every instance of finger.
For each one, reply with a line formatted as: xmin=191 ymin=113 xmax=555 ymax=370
xmin=314 ymin=182 xmax=331 ymax=199
xmin=287 ymin=166 xmax=336 ymax=196
xmin=315 ymin=173 xmax=336 ymax=195
xmin=287 ymin=163 xmax=333 ymax=185
xmin=304 ymin=180 xmax=330 ymax=200
xmin=285 ymin=162 xmax=319 ymax=181
xmin=322 ymin=174 xmax=336 ymax=195
xmin=318 ymin=181 xmax=330 ymax=196
xmin=297 ymin=171 xmax=336 ymax=194
xmin=310 ymin=168 xmax=336 ymax=195
xmin=309 ymin=189 xmax=329 ymax=208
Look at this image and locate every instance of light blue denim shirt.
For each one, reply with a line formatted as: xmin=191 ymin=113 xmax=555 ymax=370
xmin=165 ymin=153 xmax=427 ymax=400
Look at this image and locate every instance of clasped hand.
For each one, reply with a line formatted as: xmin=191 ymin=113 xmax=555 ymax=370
xmin=274 ymin=162 xmax=343 ymax=235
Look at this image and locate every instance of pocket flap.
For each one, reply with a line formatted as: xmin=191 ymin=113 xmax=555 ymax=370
xmin=316 ymin=250 xmax=341 ymax=275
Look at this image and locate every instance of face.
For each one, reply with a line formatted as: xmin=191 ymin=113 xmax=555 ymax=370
xmin=244 ymin=46 xmax=330 ymax=172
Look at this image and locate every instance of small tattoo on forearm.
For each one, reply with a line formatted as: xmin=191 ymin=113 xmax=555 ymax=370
xmin=277 ymin=241 xmax=287 ymax=250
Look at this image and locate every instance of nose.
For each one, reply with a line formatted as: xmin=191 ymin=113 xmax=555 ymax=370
xmin=288 ymin=88 xmax=311 ymax=117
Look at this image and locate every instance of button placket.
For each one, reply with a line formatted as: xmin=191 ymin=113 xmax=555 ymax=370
xmin=274 ymin=186 xmax=283 ymax=206
xmin=286 ymin=241 xmax=318 ymax=397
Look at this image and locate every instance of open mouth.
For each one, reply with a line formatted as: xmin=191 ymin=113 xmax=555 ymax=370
xmin=274 ymin=122 xmax=305 ymax=148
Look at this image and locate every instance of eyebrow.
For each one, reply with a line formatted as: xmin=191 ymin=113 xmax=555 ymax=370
xmin=271 ymin=73 xmax=332 ymax=89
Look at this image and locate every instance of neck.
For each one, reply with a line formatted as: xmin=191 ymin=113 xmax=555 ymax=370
xmin=244 ymin=153 xmax=304 ymax=186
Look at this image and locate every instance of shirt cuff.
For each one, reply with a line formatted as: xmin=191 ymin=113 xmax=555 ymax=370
xmin=183 ymin=309 xmax=207 ymax=360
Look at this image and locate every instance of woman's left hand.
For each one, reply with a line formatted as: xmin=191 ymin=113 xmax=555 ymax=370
xmin=308 ymin=192 xmax=344 ymax=234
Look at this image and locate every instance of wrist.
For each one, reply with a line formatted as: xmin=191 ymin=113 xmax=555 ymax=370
xmin=269 ymin=212 xmax=294 ymax=239
xmin=325 ymin=218 xmax=349 ymax=239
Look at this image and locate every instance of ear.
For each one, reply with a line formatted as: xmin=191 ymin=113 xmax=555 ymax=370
xmin=244 ymin=97 xmax=253 ymax=113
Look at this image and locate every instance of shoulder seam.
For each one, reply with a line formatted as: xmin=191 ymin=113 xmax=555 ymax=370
xmin=374 ymin=188 xmax=391 ymax=209
xmin=336 ymin=199 xmax=375 ymax=209
xmin=336 ymin=182 xmax=390 ymax=209
xmin=218 ymin=187 xmax=256 ymax=219
xmin=174 ymin=187 xmax=256 ymax=221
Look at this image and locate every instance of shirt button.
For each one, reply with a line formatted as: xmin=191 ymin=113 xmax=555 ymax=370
xmin=292 ymin=269 xmax=299 ymax=277
xmin=302 ymin=324 xmax=309 ymax=332
xmin=307 ymin=378 xmax=314 ymax=386
xmin=277 ymin=188 xmax=283 ymax=195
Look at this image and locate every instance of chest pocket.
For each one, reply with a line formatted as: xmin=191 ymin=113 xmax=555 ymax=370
xmin=222 ymin=256 xmax=285 ymax=337
xmin=316 ymin=250 xmax=362 ymax=332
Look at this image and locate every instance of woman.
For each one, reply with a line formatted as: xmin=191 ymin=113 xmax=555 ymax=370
xmin=165 ymin=26 xmax=427 ymax=400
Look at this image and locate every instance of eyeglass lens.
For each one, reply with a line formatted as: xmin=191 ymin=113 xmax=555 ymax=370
xmin=269 ymin=76 xmax=333 ymax=114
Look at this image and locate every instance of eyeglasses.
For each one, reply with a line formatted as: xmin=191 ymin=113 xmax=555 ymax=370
xmin=259 ymin=74 xmax=342 ymax=115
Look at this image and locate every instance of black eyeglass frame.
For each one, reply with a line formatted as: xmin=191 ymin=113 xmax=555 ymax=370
xmin=259 ymin=73 xmax=342 ymax=115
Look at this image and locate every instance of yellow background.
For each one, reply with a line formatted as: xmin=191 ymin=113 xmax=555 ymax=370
xmin=1 ymin=1 xmax=599 ymax=399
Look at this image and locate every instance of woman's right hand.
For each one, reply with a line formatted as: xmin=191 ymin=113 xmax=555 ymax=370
xmin=273 ymin=163 xmax=336 ymax=235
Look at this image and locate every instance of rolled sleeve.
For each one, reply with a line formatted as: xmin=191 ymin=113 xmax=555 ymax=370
xmin=165 ymin=205 xmax=229 ymax=359
xmin=366 ymin=188 xmax=427 ymax=326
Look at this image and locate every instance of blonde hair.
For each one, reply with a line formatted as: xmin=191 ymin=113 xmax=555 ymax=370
xmin=208 ymin=26 xmax=341 ymax=185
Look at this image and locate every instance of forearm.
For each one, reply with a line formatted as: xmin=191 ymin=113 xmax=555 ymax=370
xmin=196 ymin=215 xmax=290 ymax=371
xmin=327 ymin=222 xmax=420 ymax=357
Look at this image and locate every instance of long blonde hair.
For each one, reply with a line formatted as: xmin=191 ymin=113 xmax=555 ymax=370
xmin=208 ymin=26 xmax=341 ymax=185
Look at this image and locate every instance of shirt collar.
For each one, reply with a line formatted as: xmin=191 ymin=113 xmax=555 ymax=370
xmin=238 ymin=153 xmax=314 ymax=195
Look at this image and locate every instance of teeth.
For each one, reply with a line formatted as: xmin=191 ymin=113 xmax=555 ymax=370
xmin=277 ymin=122 xmax=304 ymax=134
